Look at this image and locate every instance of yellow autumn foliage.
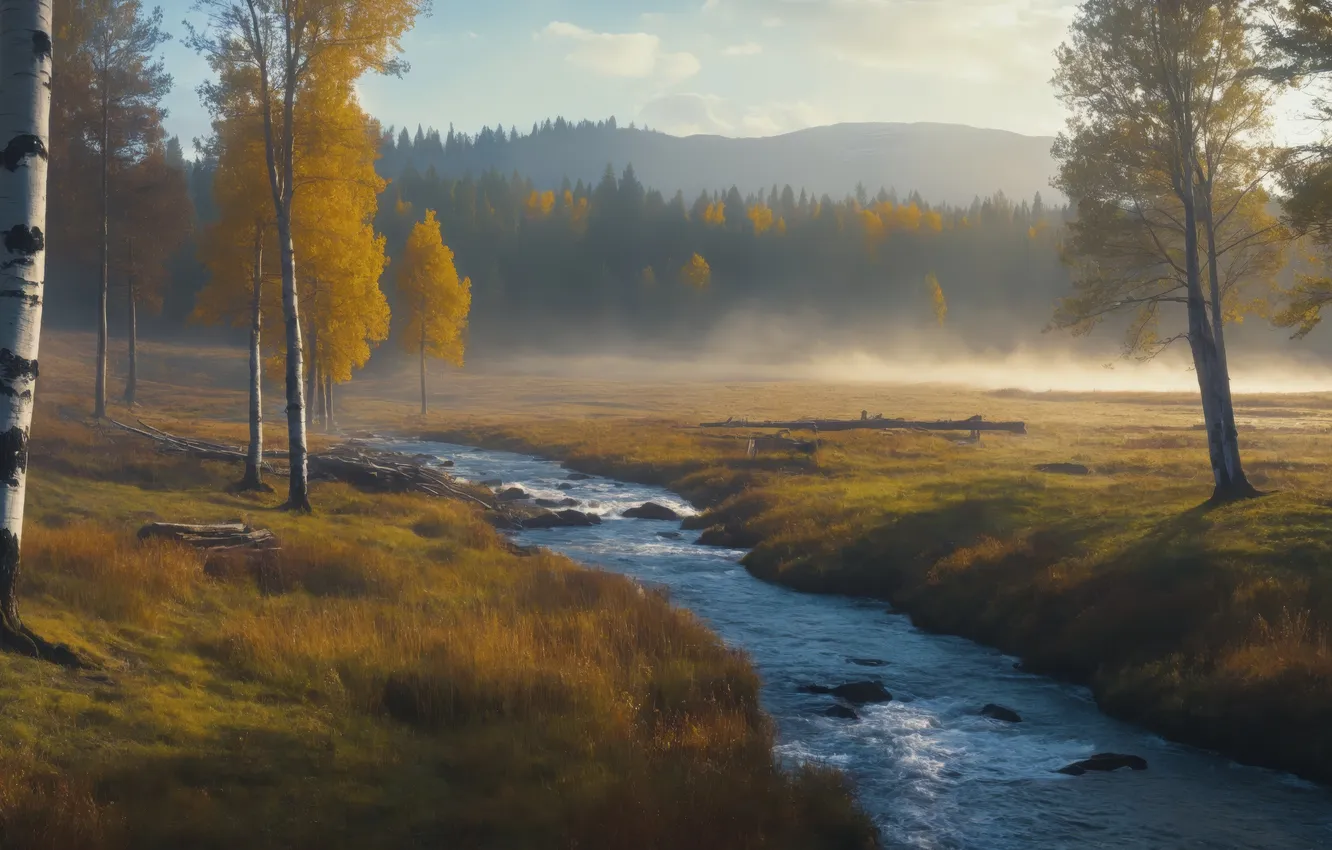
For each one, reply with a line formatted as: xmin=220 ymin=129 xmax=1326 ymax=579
xmin=398 ymin=209 xmax=472 ymax=365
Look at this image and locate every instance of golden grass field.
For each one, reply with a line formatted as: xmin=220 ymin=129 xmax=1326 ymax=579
xmin=15 ymin=327 xmax=1332 ymax=848
xmin=0 ymin=332 xmax=878 ymax=850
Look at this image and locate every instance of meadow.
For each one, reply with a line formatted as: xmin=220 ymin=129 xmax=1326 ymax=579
xmin=0 ymin=333 xmax=877 ymax=849
xmin=371 ymin=359 xmax=1332 ymax=784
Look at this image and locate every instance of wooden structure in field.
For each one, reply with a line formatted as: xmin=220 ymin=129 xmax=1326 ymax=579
xmin=700 ymin=414 xmax=1027 ymax=438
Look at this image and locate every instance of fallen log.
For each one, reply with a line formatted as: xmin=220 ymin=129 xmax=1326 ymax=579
xmin=139 ymin=521 xmax=279 ymax=551
xmin=699 ymin=416 xmax=1027 ymax=435
xmin=110 ymin=419 xmax=496 ymax=512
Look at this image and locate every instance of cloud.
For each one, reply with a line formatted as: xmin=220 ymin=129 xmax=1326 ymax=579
xmin=542 ymin=21 xmax=700 ymax=83
xmin=725 ymin=0 xmax=1075 ymax=80
xmin=638 ymin=93 xmax=830 ymax=137
xmin=722 ymin=42 xmax=763 ymax=57
xmin=761 ymin=17 xmax=785 ymax=27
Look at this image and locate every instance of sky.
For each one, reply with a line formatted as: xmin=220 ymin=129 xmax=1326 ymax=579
xmin=155 ymin=0 xmax=1317 ymax=149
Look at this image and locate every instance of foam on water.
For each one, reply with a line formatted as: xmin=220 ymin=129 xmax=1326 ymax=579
xmin=389 ymin=440 xmax=1332 ymax=850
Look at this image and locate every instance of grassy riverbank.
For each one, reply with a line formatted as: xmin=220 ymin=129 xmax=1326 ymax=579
xmin=420 ymin=389 xmax=1332 ymax=784
xmin=0 ymin=337 xmax=876 ymax=849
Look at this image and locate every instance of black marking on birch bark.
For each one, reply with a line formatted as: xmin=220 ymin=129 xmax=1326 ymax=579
xmin=32 ymin=32 xmax=51 ymax=62
xmin=1 ymin=135 xmax=46 ymax=172
xmin=0 ymin=290 xmax=38 ymax=305
xmin=3 ymin=226 xmax=43 ymax=256
xmin=0 ymin=426 xmax=27 ymax=487
xmin=0 ymin=351 xmax=37 ymax=382
xmin=1 ymin=257 xmax=33 ymax=271
xmin=0 ymin=386 xmax=31 ymax=400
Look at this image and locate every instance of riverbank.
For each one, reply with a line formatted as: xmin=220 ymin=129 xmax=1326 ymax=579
xmin=0 ymin=338 xmax=877 ymax=849
xmin=423 ymin=399 xmax=1332 ymax=785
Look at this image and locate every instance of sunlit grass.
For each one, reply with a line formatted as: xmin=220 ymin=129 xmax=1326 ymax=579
xmin=424 ymin=392 xmax=1332 ymax=782
xmin=0 ymin=334 xmax=877 ymax=849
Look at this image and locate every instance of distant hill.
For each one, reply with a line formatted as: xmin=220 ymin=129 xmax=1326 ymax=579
xmin=379 ymin=120 xmax=1061 ymax=207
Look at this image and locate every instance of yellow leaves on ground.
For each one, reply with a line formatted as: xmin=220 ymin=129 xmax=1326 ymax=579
xmin=681 ymin=253 xmax=711 ymax=289
xmin=398 ymin=210 xmax=472 ymax=365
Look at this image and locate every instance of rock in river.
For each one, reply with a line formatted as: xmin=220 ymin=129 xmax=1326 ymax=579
xmin=657 ymin=531 xmax=683 ymax=540
xmin=1057 ymin=753 xmax=1148 ymax=776
xmin=522 ymin=510 xmax=603 ymax=529
xmin=557 ymin=482 xmax=575 ymax=490
xmin=847 ymin=657 xmax=888 ymax=667
xmin=823 ymin=704 xmax=860 ymax=721
xmin=623 ymin=502 xmax=681 ymax=521
xmin=536 ymin=497 xmax=579 ymax=508
xmin=799 ymin=681 xmax=893 ymax=705
xmin=566 ymin=472 xmax=593 ymax=481
xmin=497 ymin=487 xmax=529 ymax=502
xmin=981 ymin=704 xmax=1022 ymax=723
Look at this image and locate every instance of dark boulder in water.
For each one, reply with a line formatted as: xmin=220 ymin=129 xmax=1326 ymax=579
xmin=480 ymin=479 xmax=502 ymax=488
xmin=557 ymin=482 xmax=575 ymax=490
xmin=497 ymin=487 xmax=529 ymax=502
xmin=623 ymin=502 xmax=681 ymax=521
xmin=847 ymin=657 xmax=888 ymax=667
xmin=1057 ymin=753 xmax=1148 ymax=776
xmin=566 ymin=473 xmax=593 ymax=481
xmin=823 ymin=704 xmax=860 ymax=720
xmin=536 ymin=497 xmax=579 ymax=508
xmin=657 ymin=531 xmax=683 ymax=540
xmin=981 ymin=704 xmax=1022 ymax=723
xmin=522 ymin=510 xmax=602 ymax=529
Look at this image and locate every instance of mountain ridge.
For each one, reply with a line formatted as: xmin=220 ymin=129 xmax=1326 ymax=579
xmin=379 ymin=120 xmax=1063 ymax=207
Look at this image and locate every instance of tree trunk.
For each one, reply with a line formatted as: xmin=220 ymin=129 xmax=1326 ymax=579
xmin=1176 ymin=153 xmax=1245 ymax=502
xmin=0 ymin=0 xmax=76 ymax=663
xmin=1200 ymin=189 xmax=1254 ymax=499
xmin=307 ymin=320 xmax=320 ymax=428
xmin=323 ymin=377 xmax=333 ymax=432
xmin=419 ymin=330 xmax=427 ymax=416
xmin=95 ymin=83 xmax=108 ymax=419
xmin=123 ymin=243 xmax=136 ymax=405
xmin=240 ymin=225 xmax=265 ymax=492
xmin=277 ymin=209 xmax=309 ymax=511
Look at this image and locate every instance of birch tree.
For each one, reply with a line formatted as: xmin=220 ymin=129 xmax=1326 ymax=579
xmin=396 ymin=210 xmax=469 ymax=415
xmin=0 ymin=0 xmax=72 ymax=661
xmin=1260 ymin=1 xmax=1332 ymax=336
xmin=193 ymin=109 xmax=273 ymax=491
xmin=1052 ymin=0 xmax=1284 ymax=501
xmin=188 ymin=0 xmax=424 ymax=511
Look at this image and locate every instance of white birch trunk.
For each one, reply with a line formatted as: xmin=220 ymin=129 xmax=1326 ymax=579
xmin=0 ymin=0 xmax=58 ymax=651
xmin=94 ymin=80 xmax=107 ymax=418
xmin=123 ymin=241 xmax=136 ymax=405
xmin=241 ymin=224 xmax=264 ymax=491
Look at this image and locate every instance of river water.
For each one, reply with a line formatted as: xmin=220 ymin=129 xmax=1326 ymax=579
xmin=393 ymin=440 xmax=1332 ymax=849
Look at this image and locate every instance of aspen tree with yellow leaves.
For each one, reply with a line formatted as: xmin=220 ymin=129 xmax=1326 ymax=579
xmin=189 ymin=0 xmax=425 ymax=511
xmin=194 ymin=107 xmax=275 ymax=491
xmin=397 ymin=210 xmax=471 ymax=415
xmin=681 ymin=253 xmax=711 ymax=289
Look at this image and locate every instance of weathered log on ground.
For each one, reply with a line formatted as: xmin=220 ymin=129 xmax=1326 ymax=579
xmin=699 ymin=416 xmax=1027 ymax=435
xmin=110 ymin=419 xmax=495 ymax=512
xmin=138 ymin=521 xmax=279 ymax=551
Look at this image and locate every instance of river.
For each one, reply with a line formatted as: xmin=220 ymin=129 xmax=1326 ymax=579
xmin=392 ymin=440 xmax=1332 ymax=849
